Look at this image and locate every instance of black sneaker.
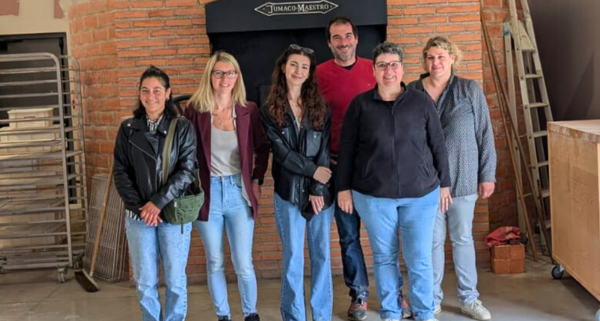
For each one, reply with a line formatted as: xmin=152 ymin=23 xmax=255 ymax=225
xmin=218 ymin=316 xmax=232 ymax=321
xmin=244 ymin=313 xmax=260 ymax=321
xmin=348 ymin=298 xmax=367 ymax=321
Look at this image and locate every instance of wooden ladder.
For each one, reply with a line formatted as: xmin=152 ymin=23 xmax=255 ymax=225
xmin=504 ymin=0 xmax=553 ymax=257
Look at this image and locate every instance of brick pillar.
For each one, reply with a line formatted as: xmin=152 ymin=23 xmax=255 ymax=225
xmin=69 ymin=0 xmax=119 ymax=182
xmin=481 ymin=0 xmax=519 ymax=231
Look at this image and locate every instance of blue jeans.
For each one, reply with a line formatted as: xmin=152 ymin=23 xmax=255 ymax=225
xmin=125 ymin=216 xmax=192 ymax=321
xmin=353 ymin=187 xmax=439 ymax=321
xmin=194 ymin=175 xmax=257 ymax=318
xmin=331 ymin=164 xmax=369 ymax=301
xmin=433 ymin=193 xmax=479 ymax=306
xmin=274 ymin=193 xmax=334 ymax=321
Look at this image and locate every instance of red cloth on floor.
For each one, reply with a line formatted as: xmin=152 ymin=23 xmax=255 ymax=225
xmin=485 ymin=226 xmax=522 ymax=247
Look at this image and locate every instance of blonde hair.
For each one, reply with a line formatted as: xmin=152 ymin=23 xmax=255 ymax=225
xmin=421 ymin=36 xmax=462 ymax=71
xmin=188 ymin=51 xmax=247 ymax=113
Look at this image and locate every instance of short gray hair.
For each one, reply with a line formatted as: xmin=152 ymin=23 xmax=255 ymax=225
xmin=372 ymin=42 xmax=404 ymax=64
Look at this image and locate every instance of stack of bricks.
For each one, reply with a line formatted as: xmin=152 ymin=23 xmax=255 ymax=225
xmin=491 ymin=243 xmax=525 ymax=274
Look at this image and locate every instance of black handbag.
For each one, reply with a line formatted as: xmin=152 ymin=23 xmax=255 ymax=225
xmin=161 ymin=117 xmax=204 ymax=232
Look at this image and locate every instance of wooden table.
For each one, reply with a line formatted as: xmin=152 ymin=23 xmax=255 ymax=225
xmin=548 ymin=120 xmax=600 ymax=320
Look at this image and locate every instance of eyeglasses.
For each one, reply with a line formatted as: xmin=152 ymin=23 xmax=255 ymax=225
xmin=212 ymin=70 xmax=238 ymax=79
xmin=289 ymin=44 xmax=314 ymax=55
xmin=374 ymin=61 xmax=402 ymax=70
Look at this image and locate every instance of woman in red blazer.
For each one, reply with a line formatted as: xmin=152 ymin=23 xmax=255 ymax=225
xmin=184 ymin=51 xmax=269 ymax=321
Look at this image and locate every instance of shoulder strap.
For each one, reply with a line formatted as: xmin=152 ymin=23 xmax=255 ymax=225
xmin=161 ymin=118 xmax=179 ymax=186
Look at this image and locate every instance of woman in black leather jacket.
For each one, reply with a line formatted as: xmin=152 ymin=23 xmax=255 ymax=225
xmin=113 ymin=66 xmax=196 ymax=321
xmin=260 ymin=44 xmax=334 ymax=321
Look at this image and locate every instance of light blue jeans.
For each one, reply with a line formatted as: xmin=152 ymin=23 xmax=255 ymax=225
xmin=353 ymin=187 xmax=439 ymax=321
xmin=125 ymin=216 xmax=192 ymax=321
xmin=433 ymin=193 xmax=480 ymax=306
xmin=194 ymin=175 xmax=258 ymax=318
xmin=274 ymin=193 xmax=335 ymax=321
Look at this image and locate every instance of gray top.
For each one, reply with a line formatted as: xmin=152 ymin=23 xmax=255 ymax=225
xmin=409 ymin=73 xmax=497 ymax=197
xmin=210 ymin=126 xmax=241 ymax=177
xmin=210 ymin=125 xmax=251 ymax=206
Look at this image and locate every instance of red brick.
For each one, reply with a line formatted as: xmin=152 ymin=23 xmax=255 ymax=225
xmin=131 ymin=1 xmax=163 ymax=8
xmin=165 ymin=0 xmax=198 ymax=7
xmin=132 ymin=20 xmax=165 ymax=28
xmin=436 ymin=24 xmax=465 ymax=32
xmin=132 ymin=39 xmax=166 ymax=47
xmin=168 ymin=58 xmax=194 ymax=65
xmin=84 ymin=15 xmax=98 ymax=29
xmin=404 ymin=7 xmax=436 ymax=15
xmin=165 ymin=19 xmax=193 ymax=26
xmin=98 ymin=13 xmax=114 ymax=26
xmin=114 ymin=10 xmax=147 ymax=19
xmin=167 ymin=38 xmax=196 ymax=45
xmin=438 ymin=5 xmax=479 ymax=13
xmin=388 ymin=8 xmax=402 ymax=15
xmin=491 ymin=259 xmax=511 ymax=274
xmin=403 ymin=26 xmax=435 ymax=34
xmin=116 ymin=30 xmax=148 ymax=38
xmin=92 ymin=29 xmax=108 ymax=42
xmin=509 ymin=259 xmax=525 ymax=273
xmin=449 ymin=33 xmax=482 ymax=42
xmin=450 ymin=14 xmax=481 ymax=22
xmin=108 ymin=1 xmax=130 ymax=10
xmin=178 ymin=47 xmax=204 ymax=55
xmin=388 ymin=0 xmax=418 ymax=4
xmin=420 ymin=16 xmax=447 ymax=24
xmin=149 ymin=9 xmax=174 ymax=17
xmin=175 ymin=7 xmax=205 ymax=15
xmin=114 ymin=21 xmax=131 ymax=29
xmin=89 ymin=0 xmax=108 ymax=14
xmin=119 ymin=50 xmax=152 ymax=58
xmin=151 ymin=29 xmax=176 ymax=36
xmin=176 ymin=28 xmax=205 ymax=36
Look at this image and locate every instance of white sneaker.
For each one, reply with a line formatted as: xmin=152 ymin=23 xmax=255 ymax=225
xmin=461 ymin=300 xmax=492 ymax=320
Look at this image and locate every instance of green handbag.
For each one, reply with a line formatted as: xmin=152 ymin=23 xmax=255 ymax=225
xmin=161 ymin=118 xmax=204 ymax=232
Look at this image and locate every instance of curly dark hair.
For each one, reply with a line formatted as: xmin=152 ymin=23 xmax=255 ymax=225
xmin=266 ymin=45 xmax=327 ymax=130
xmin=133 ymin=65 xmax=178 ymax=119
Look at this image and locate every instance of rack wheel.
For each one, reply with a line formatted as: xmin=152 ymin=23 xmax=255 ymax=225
xmin=57 ymin=266 xmax=68 ymax=283
xmin=551 ymin=264 xmax=564 ymax=279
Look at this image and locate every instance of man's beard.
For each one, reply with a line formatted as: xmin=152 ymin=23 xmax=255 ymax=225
xmin=332 ymin=45 xmax=355 ymax=62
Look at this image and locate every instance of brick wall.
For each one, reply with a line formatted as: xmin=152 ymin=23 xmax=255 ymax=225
xmin=69 ymin=0 xmax=119 ymax=187
xmin=69 ymin=0 xmax=517 ymax=282
xmin=480 ymin=0 xmax=520 ymax=231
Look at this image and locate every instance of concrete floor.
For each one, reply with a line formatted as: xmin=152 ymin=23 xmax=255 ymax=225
xmin=0 ymin=260 xmax=598 ymax=321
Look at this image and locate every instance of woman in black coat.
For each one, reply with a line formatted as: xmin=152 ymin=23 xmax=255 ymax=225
xmin=113 ymin=66 xmax=196 ymax=321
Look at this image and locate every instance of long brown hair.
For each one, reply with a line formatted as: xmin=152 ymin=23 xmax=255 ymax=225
xmin=265 ymin=45 xmax=327 ymax=130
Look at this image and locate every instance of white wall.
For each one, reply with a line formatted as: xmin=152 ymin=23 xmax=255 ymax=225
xmin=0 ymin=0 xmax=73 ymax=36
